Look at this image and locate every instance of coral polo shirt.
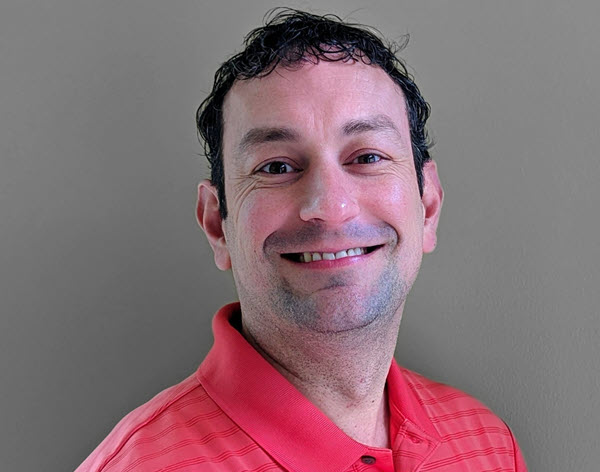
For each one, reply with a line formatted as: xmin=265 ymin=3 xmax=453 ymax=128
xmin=76 ymin=303 xmax=527 ymax=471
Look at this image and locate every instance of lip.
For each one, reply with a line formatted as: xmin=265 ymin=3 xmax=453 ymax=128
xmin=280 ymin=243 xmax=384 ymax=256
xmin=281 ymin=244 xmax=383 ymax=269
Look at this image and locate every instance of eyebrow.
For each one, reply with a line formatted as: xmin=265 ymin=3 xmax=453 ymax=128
xmin=236 ymin=114 xmax=404 ymax=157
xmin=342 ymin=114 xmax=403 ymax=142
xmin=237 ymin=127 xmax=300 ymax=155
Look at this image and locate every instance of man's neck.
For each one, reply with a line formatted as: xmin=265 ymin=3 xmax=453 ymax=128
xmin=241 ymin=311 xmax=402 ymax=448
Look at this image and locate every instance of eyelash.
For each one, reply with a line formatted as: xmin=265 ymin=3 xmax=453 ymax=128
xmin=258 ymin=161 xmax=298 ymax=174
xmin=257 ymin=152 xmax=385 ymax=175
xmin=352 ymin=153 xmax=382 ymax=164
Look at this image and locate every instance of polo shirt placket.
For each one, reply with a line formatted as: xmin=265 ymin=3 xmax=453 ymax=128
xmin=198 ymin=304 xmax=442 ymax=472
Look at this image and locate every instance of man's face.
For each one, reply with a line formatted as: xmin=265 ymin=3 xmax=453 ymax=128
xmin=199 ymin=59 xmax=442 ymax=334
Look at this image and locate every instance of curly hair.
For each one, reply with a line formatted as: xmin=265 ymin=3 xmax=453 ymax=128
xmin=196 ymin=8 xmax=432 ymax=219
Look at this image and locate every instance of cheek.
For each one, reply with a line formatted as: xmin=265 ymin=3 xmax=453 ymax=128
xmin=367 ymin=174 xmax=423 ymax=229
xmin=231 ymin=190 xmax=292 ymax=259
xmin=240 ymin=189 xmax=288 ymax=218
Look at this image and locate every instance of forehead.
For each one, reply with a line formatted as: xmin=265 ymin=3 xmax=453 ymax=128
xmin=221 ymin=60 xmax=410 ymax=155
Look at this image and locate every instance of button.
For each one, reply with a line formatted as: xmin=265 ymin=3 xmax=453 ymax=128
xmin=361 ymin=455 xmax=376 ymax=465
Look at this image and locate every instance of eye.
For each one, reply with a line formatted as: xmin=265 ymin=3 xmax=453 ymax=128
xmin=258 ymin=161 xmax=296 ymax=174
xmin=353 ymin=153 xmax=382 ymax=164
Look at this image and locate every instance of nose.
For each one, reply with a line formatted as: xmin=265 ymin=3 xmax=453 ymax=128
xmin=298 ymin=165 xmax=359 ymax=224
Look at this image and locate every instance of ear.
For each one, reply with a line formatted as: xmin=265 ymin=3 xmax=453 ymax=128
xmin=196 ymin=180 xmax=231 ymax=270
xmin=421 ymin=160 xmax=444 ymax=254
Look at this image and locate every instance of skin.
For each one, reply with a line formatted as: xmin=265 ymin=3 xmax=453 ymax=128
xmin=197 ymin=58 xmax=443 ymax=447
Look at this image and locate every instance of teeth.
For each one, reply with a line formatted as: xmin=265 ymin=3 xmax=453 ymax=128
xmin=298 ymin=247 xmax=366 ymax=263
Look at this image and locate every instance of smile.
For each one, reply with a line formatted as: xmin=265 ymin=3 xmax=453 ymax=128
xmin=282 ymin=245 xmax=382 ymax=263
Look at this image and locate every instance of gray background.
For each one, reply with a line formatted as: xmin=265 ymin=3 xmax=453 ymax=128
xmin=1 ymin=1 xmax=598 ymax=471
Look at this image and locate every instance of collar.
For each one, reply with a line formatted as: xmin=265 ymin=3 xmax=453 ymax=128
xmin=197 ymin=302 xmax=441 ymax=472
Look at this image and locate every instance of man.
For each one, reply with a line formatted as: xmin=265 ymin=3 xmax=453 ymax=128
xmin=77 ymin=9 xmax=527 ymax=471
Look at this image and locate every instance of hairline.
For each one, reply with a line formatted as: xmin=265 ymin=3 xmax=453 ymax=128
xmin=223 ymin=59 xmax=412 ymax=168
xmin=196 ymin=11 xmax=431 ymax=220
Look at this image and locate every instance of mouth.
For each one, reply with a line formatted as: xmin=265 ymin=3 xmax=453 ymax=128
xmin=281 ymin=245 xmax=383 ymax=263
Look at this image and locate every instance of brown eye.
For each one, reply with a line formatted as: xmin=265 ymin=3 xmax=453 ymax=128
xmin=354 ymin=153 xmax=382 ymax=164
xmin=260 ymin=162 xmax=295 ymax=174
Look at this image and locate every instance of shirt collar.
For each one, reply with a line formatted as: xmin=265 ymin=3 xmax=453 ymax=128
xmin=197 ymin=302 xmax=440 ymax=472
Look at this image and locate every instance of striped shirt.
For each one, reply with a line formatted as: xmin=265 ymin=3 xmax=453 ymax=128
xmin=76 ymin=303 xmax=527 ymax=471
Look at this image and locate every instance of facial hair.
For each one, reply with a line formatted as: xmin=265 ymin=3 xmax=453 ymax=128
xmin=236 ymin=221 xmax=414 ymax=334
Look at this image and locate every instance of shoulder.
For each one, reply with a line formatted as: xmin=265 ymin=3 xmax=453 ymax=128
xmin=398 ymin=367 xmax=527 ymax=470
xmin=400 ymin=367 xmax=505 ymax=425
xmin=75 ymin=373 xmax=243 ymax=472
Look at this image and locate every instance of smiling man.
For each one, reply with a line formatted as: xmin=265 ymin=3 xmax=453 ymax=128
xmin=76 ymin=9 xmax=526 ymax=472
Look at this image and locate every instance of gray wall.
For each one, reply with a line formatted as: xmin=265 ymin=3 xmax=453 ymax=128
xmin=1 ymin=1 xmax=598 ymax=471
